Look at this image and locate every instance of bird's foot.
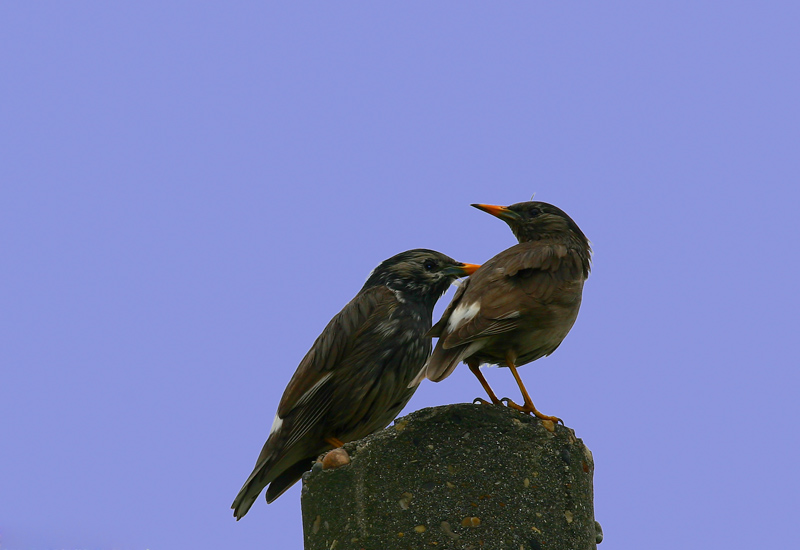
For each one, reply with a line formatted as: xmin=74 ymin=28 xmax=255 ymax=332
xmin=500 ymin=397 xmax=563 ymax=424
xmin=317 ymin=437 xmax=347 ymax=464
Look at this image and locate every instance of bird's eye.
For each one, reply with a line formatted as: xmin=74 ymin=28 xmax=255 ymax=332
xmin=529 ymin=207 xmax=541 ymax=217
xmin=423 ymin=259 xmax=437 ymax=271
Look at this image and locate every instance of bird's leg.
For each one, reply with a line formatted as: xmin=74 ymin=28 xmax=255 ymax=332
xmin=468 ymin=360 xmax=502 ymax=406
xmin=502 ymin=354 xmax=562 ymax=424
xmin=324 ymin=437 xmax=345 ymax=448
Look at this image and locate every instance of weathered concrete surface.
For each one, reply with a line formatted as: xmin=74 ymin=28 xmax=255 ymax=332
xmin=301 ymin=403 xmax=599 ymax=550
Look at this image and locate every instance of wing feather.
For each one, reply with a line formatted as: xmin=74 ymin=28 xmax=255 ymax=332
xmin=277 ymin=286 xmax=394 ymax=418
xmin=232 ymin=286 xmax=396 ymax=519
xmin=440 ymin=242 xmax=585 ymax=350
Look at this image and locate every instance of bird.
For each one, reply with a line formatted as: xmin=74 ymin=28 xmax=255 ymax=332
xmin=232 ymin=249 xmax=479 ymax=519
xmin=412 ymin=201 xmax=591 ymax=423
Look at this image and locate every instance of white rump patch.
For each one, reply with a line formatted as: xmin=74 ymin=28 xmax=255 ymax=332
xmin=447 ymin=300 xmax=481 ymax=331
xmin=269 ymin=413 xmax=283 ymax=436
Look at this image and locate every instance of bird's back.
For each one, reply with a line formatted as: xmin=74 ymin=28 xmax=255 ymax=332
xmin=422 ymin=239 xmax=588 ymax=380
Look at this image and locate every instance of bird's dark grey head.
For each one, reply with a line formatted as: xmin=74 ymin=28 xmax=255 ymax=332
xmin=363 ymin=249 xmax=478 ymax=306
xmin=472 ymin=201 xmax=590 ymax=248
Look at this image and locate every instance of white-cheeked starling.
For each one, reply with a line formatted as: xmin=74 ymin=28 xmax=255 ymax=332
xmin=232 ymin=249 xmax=478 ymax=518
xmin=412 ymin=201 xmax=591 ymax=423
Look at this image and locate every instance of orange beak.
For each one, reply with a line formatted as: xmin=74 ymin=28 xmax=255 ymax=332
xmin=471 ymin=203 xmax=520 ymax=223
xmin=459 ymin=263 xmax=480 ymax=276
xmin=444 ymin=262 xmax=480 ymax=277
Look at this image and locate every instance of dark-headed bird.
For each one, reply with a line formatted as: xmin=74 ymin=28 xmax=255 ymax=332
xmin=232 ymin=249 xmax=478 ymax=519
xmin=412 ymin=202 xmax=591 ymax=423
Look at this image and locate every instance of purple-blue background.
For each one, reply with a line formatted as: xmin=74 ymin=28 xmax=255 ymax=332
xmin=2 ymin=3 xmax=798 ymax=549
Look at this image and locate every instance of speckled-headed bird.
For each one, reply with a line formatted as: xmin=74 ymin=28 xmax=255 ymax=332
xmin=232 ymin=249 xmax=479 ymax=518
xmin=412 ymin=202 xmax=590 ymax=423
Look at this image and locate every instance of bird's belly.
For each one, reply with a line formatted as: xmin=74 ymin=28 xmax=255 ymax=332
xmin=471 ymin=314 xmax=577 ymax=367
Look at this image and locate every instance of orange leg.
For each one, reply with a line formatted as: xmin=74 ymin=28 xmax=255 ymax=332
xmin=468 ymin=360 xmax=502 ymax=405
xmin=324 ymin=437 xmax=345 ymax=448
xmin=502 ymin=354 xmax=562 ymax=424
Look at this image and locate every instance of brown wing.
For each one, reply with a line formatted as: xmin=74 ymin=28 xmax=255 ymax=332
xmin=277 ymin=285 xmax=396 ymax=418
xmin=232 ymin=285 xmax=396 ymax=518
xmin=441 ymin=242 xmax=586 ymax=349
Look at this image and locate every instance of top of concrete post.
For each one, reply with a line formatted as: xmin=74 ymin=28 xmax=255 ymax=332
xmin=301 ymin=403 xmax=600 ymax=550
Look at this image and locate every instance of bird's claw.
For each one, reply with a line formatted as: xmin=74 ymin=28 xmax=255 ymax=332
xmin=501 ymin=397 xmax=563 ymax=424
xmin=473 ymin=397 xmax=501 ymax=406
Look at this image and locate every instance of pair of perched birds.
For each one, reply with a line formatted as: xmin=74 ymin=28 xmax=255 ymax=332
xmin=232 ymin=200 xmax=591 ymax=519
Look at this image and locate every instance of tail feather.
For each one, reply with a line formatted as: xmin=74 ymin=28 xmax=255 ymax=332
xmin=265 ymin=456 xmax=317 ymax=503
xmin=232 ymin=477 xmax=263 ymax=520
xmin=232 ymin=425 xmax=323 ymax=518
xmin=232 ymin=456 xmax=273 ymax=520
xmin=232 ymin=435 xmax=283 ymax=519
xmin=426 ymin=344 xmax=469 ymax=382
xmin=409 ymin=342 xmax=472 ymax=388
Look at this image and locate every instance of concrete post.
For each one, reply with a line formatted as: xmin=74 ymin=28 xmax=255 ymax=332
xmin=301 ymin=403 xmax=601 ymax=550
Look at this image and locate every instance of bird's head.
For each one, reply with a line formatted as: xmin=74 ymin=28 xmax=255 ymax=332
xmin=472 ymin=201 xmax=589 ymax=247
xmin=363 ymin=249 xmax=479 ymax=306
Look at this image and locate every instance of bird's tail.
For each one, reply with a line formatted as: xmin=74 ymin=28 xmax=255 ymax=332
xmin=232 ymin=435 xmax=284 ymax=520
xmin=264 ymin=456 xmax=317 ymax=503
xmin=231 ymin=461 xmax=270 ymax=520
xmin=232 ymin=426 xmax=317 ymax=518
xmin=409 ymin=343 xmax=469 ymax=387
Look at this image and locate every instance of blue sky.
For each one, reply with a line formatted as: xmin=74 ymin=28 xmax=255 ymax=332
xmin=2 ymin=3 xmax=798 ymax=549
